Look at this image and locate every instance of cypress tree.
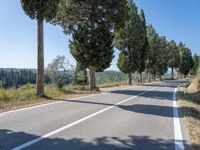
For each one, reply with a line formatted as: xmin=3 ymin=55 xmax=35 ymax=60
xmin=54 ymin=0 xmax=128 ymax=90
xmin=74 ymin=62 xmax=88 ymax=85
xmin=167 ymin=40 xmax=180 ymax=79
xmin=70 ymin=23 xmax=114 ymax=90
xmin=138 ymin=9 xmax=149 ymax=83
xmin=115 ymin=2 xmax=145 ymax=85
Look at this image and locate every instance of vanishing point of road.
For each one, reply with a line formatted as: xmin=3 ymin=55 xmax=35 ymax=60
xmin=0 ymin=80 xmax=189 ymax=150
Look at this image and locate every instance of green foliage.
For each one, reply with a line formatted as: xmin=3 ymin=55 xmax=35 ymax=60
xmin=155 ymin=36 xmax=168 ymax=77
xmin=0 ymin=69 xmax=51 ymax=89
xmin=167 ymin=40 xmax=180 ymax=69
xmin=117 ymin=51 xmax=136 ymax=74
xmin=70 ymin=23 xmax=114 ymax=71
xmin=115 ymin=2 xmax=145 ymax=74
xmin=146 ymin=25 xmax=158 ymax=77
xmin=74 ymin=62 xmax=88 ymax=85
xmin=138 ymin=9 xmax=149 ymax=74
xmin=146 ymin=26 xmax=168 ymax=79
xmin=21 ymin=0 xmax=60 ymax=21
xmin=54 ymin=0 xmax=128 ymax=32
xmin=96 ymin=71 xmax=128 ymax=84
xmin=178 ymin=42 xmax=194 ymax=76
xmin=190 ymin=54 xmax=200 ymax=76
xmin=46 ymin=56 xmax=74 ymax=89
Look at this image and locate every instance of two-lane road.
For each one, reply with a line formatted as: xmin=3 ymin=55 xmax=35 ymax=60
xmin=0 ymin=80 xmax=188 ymax=150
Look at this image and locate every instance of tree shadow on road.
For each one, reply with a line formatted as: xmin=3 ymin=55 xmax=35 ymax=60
xmin=119 ymin=104 xmax=174 ymax=118
xmin=109 ymin=89 xmax=174 ymax=101
xmin=0 ymin=129 xmax=194 ymax=150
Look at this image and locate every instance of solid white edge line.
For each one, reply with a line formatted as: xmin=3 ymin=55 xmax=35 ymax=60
xmin=11 ymin=87 xmax=157 ymax=150
xmin=173 ymin=88 xmax=185 ymax=150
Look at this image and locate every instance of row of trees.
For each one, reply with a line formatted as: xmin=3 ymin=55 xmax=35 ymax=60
xmin=20 ymin=0 xmax=198 ymax=96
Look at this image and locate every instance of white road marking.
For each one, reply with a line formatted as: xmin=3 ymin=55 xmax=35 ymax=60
xmin=173 ymin=88 xmax=185 ymax=150
xmin=11 ymin=87 xmax=157 ymax=150
xmin=0 ymin=85 xmax=138 ymax=117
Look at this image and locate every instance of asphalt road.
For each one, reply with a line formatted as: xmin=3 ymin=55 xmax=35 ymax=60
xmin=0 ymin=80 xmax=188 ymax=150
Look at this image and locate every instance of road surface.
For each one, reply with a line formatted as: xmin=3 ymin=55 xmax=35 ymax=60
xmin=0 ymin=80 xmax=189 ymax=150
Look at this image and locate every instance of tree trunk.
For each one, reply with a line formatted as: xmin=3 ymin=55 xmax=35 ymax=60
xmin=128 ymin=72 xmax=132 ymax=85
xmin=89 ymin=66 xmax=96 ymax=91
xmin=148 ymin=73 xmax=151 ymax=82
xmin=153 ymin=68 xmax=156 ymax=81
xmin=139 ymin=72 xmax=143 ymax=83
xmin=36 ymin=18 xmax=44 ymax=97
xmin=184 ymin=74 xmax=187 ymax=78
xmin=159 ymin=75 xmax=162 ymax=81
xmin=171 ymin=67 xmax=174 ymax=79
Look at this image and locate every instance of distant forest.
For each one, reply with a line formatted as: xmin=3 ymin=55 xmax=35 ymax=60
xmin=0 ymin=68 xmax=131 ymax=89
xmin=0 ymin=69 xmax=51 ymax=88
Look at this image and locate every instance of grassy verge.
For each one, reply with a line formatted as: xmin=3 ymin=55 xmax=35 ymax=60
xmin=97 ymin=81 xmax=128 ymax=88
xmin=0 ymin=80 xmax=153 ymax=112
xmin=177 ymin=86 xmax=200 ymax=150
xmin=0 ymin=84 xmax=97 ymax=112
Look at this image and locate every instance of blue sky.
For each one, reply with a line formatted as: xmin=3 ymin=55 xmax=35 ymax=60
xmin=0 ymin=0 xmax=199 ymax=70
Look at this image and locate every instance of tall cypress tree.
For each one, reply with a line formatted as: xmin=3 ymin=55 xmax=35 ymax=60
xmin=20 ymin=0 xmax=60 ymax=96
xmin=70 ymin=23 xmax=114 ymax=90
xmin=146 ymin=25 xmax=158 ymax=80
xmin=74 ymin=62 xmax=88 ymax=85
xmin=167 ymin=40 xmax=180 ymax=79
xmin=115 ymin=2 xmax=145 ymax=85
xmin=138 ymin=9 xmax=149 ymax=83
xmin=54 ymin=0 xmax=128 ymax=90
xmin=178 ymin=43 xmax=194 ymax=77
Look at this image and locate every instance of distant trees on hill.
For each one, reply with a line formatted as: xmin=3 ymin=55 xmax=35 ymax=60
xmin=0 ymin=69 xmax=49 ymax=88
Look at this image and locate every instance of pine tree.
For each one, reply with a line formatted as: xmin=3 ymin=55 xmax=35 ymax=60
xmin=20 ymin=0 xmax=60 ymax=96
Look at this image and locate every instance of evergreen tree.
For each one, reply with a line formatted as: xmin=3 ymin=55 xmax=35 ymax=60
xmin=190 ymin=54 xmax=200 ymax=76
xmin=167 ymin=40 xmax=180 ymax=79
xmin=178 ymin=43 xmax=194 ymax=77
xmin=156 ymin=36 xmax=168 ymax=80
xmin=146 ymin=25 xmax=158 ymax=80
xmin=54 ymin=0 xmax=128 ymax=90
xmin=20 ymin=0 xmax=60 ymax=96
xmin=115 ymin=2 xmax=145 ymax=85
xmin=138 ymin=9 xmax=149 ymax=83
xmin=70 ymin=23 xmax=114 ymax=90
xmin=74 ymin=62 xmax=88 ymax=85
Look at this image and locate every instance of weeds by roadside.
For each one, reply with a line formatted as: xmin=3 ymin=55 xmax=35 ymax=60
xmin=177 ymin=87 xmax=200 ymax=150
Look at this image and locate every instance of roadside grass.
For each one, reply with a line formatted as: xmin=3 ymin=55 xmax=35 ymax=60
xmin=97 ymin=81 xmax=128 ymax=88
xmin=0 ymin=80 xmax=157 ymax=112
xmin=177 ymin=86 xmax=200 ymax=150
xmin=0 ymin=84 xmax=96 ymax=112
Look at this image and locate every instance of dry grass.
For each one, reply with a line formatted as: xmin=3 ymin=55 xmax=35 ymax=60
xmin=177 ymin=87 xmax=200 ymax=150
xmin=0 ymin=84 xmax=95 ymax=112
xmin=97 ymin=81 xmax=128 ymax=88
